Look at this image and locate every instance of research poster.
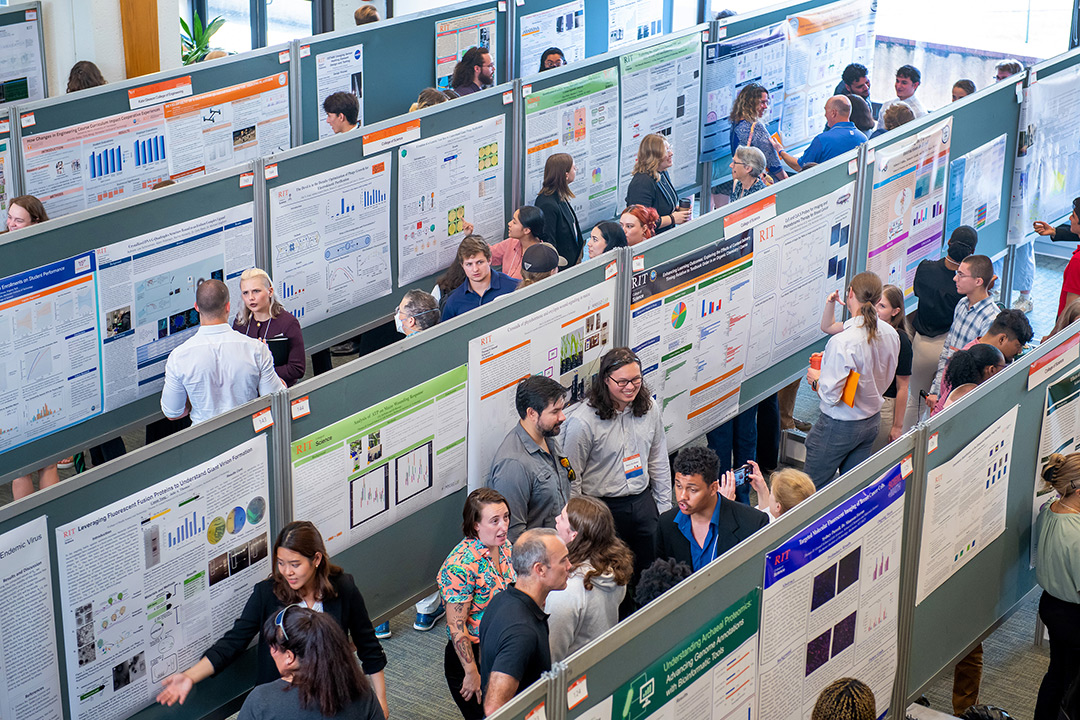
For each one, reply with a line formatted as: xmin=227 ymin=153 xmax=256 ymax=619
xmin=95 ymin=203 xmax=256 ymax=409
xmin=23 ymin=72 xmax=291 ymax=218
xmin=0 ymin=516 xmax=63 ymax=720
xmin=397 ymin=116 xmax=506 ymax=284
xmin=291 ymin=366 xmax=467 ymax=557
xmin=866 ymin=117 xmax=953 ymax=296
xmin=315 ymin=44 xmax=364 ymax=139
xmin=781 ymin=0 xmax=875 ymax=149
xmin=946 ymin=134 xmax=1006 ymax=238
xmin=585 ymin=589 xmax=760 ymax=720
xmin=917 ymin=406 xmax=1017 ymax=604
xmin=519 ymin=1 xmax=584 ymax=73
xmin=1007 ymin=65 xmax=1080 ymax=241
xmin=760 ymin=461 xmax=907 ymax=720
xmin=700 ymin=24 xmax=786 ymax=163
xmin=524 ymin=68 xmax=620 ymax=230
xmin=467 ymin=281 xmax=616 ymax=488
xmin=0 ymin=252 xmax=102 ymax=453
xmin=435 ymin=8 xmax=497 ymax=90
xmin=629 ymin=233 xmax=753 ymax=449
xmin=745 ymin=184 xmax=853 ymax=377
xmin=608 ymin=0 xmax=663 ymax=50
xmin=0 ymin=14 xmax=46 ymax=107
xmin=619 ymin=33 xmax=702 ymax=205
xmin=1033 ymin=367 xmax=1080 ymax=566
xmin=269 ymin=154 xmax=392 ymax=326
xmin=56 ymin=436 xmax=271 ymax=720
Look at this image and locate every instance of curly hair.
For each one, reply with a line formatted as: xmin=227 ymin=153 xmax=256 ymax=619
xmin=635 ymin=558 xmax=693 ymax=606
xmin=565 ymin=497 xmax=633 ymax=589
xmin=811 ymin=678 xmax=876 ymax=720
xmin=728 ymin=83 xmax=767 ymax=124
xmin=585 ymin=348 xmax=652 ymax=420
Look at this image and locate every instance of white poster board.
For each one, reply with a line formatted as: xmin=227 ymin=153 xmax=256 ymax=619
xmin=519 ymin=1 xmax=584 ymax=74
xmin=607 ymin=0 xmax=663 ymax=51
xmin=945 ymin=133 xmax=1007 ymax=237
xmin=435 ymin=8 xmax=497 ymax=90
xmin=315 ymin=44 xmax=364 ymax=139
xmin=0 ymin=10 xmax=47 ymax=108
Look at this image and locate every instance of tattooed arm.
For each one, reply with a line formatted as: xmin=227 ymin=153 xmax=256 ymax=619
xmin=445 ymin=601 xmax=482 ymax=702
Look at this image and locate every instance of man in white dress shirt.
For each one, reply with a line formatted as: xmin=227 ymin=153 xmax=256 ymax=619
xmin=875 ymin=65 xmax=927 ymax=132
xmin=160 ymin=279 xmax=285 ymax=425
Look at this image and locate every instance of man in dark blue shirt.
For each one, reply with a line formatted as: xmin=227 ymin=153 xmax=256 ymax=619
xmin=778 ymin=95 xmax=867 ymax=171
xmin=441 ymin=235 xmax=519 ymax=320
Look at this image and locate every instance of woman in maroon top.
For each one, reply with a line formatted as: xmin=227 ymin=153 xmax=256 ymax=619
xmin=233 ymin=268 xmax=306 ymax=386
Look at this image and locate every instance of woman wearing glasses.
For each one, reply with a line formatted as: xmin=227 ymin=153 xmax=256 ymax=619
xmin=237 ymin=607 xmax=382 ymax=720
xmin=563 ymin=348 xmax=670 ymax=612
xmin=729 ymin=146 xmax=768 ymax=203
xmin=625 ymin=134 xmax=689 ymax=235
xmin=157 ymin=521 xmax=389 ymax=718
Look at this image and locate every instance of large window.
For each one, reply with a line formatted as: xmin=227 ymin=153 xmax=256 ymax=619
xmin=184 ymin=0 xmax=320 ymax=54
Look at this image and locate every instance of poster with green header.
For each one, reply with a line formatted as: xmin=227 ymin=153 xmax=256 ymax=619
xmin=575 ymin=588 xmax=760 ymax=720
xmin=290 ymin=365 xmax=468 ymax=555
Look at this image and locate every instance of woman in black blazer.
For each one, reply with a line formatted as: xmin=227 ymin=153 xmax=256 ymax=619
xmin=157 ymin=521 xmax=389 ymax=717
xmin=625 ymin=134 xmax=690 ymax=234
xmin=534 ymin=152 xmax=584 ymax=266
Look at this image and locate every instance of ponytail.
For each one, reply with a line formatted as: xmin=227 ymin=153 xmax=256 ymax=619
xmin=849 ymin=272 xmax=883 ymax=343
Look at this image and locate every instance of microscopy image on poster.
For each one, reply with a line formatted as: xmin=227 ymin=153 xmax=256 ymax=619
xmin=520 ymin=1 xmax=584 ymax=74
xmin=397 ymin=116 xmax=506 ymax=284
xmin=525 ymin=68 xmax=620 ymax=230
xmin=946 ymin=133 xmax=1006 ymax=237
xmin=270 ymin=154 xmax=392 ymax=326
xmin=0 ymin=14 xmax=45 ymax=109
xmin=607 ymin=0 xmax=662 ymax=50
xmin=56 ymin=436 xmax=271 ymax=720
xmin=619 ymin=33 xmax=701 ymax=204
xmin=701 ymin=24 xmax=786 ymax=163
xmin=467 ymin=282 xmax=616 ymax=488
xmin=760 ymin=461 xmax=907 ymax=720
xmin=291 ymin=366 xmax=467 ymax=556
xmin=435 ymin=8 xmax=497 ymax=90
xmin=315 ymin=44 xmax=364 ymax=139
xmin=629 ymin=233 xmax=753 ymax=449
xmin=0 ymin=516 xmax=63 ymax=720
xmin=866 ymin=118 xmax=952 ymax=296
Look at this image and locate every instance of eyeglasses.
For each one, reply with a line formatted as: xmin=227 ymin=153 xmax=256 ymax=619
xmin=607 ymin=375 xmax=643 ymax=388
xmin=543 ymin=58 xmax=564 ymax=68
xmin=954 ymin=270 xmax=973 ymax=279
xmin=275 ymin=603 xmax=302 ymax=640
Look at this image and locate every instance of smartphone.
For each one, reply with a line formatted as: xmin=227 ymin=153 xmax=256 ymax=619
xmin=733 ymin=464 xmax=750 ymax=486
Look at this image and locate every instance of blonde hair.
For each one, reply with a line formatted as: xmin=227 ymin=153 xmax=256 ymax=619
xmin=235 ymin=268 xmax=285 ymax=325
xmin=770 ymin=469 xmax=815 ymax=515
xmin=632 ymin=134 xmax=669 ymax=181
xmin=1042 ymin=453 xmax=1080 ymax=496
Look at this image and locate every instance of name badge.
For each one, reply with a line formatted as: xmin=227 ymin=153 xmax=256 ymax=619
xmin=623 ymin=454 xmax=643 ymax=480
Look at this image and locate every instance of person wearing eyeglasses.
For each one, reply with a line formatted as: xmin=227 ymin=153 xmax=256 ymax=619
xmin=236 ymin=607 xmax=383 ymax=720
xmin=562 ymin=348 xmax=670 ymax=611
xmin=451 ymin=46 xmax=494 ymax=96
xmin=394 ymin=289 xmax=440 ymax=337
xmin=156 ymin=521 xmax=389 ymax=718
xmin=728 ymin=145 xmax=768 ymax=203
xmin=539 ymin=48 xmax=565 ymax=72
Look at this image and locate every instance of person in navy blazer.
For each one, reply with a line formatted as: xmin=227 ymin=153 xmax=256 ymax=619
xmin=655 ymin=446 xmax=769 ymax=571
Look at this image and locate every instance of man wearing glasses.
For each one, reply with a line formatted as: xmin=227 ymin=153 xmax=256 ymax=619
xmin=451 ymin=46 xmax=495 ymax=96
xmin=563 ymin=347 xmax=671 ymax=607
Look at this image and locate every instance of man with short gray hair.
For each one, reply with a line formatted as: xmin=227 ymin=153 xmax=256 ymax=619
xmin=479 ymin=529 xmax=572 ymax=715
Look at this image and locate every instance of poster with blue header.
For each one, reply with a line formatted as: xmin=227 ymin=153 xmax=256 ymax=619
xmin=758 ymin=459 xmax=909 ymax=720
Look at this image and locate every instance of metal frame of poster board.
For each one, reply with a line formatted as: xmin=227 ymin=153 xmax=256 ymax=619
xmin=293 ymin=0 xmax=506 ymax=141
xmin=12 ymin=41 xmax=298 ymax=210
xmin=902 ymin=322 xmax=1080 ymax=700
xmin=854 ymin=77 xmax=1022 ymax=305
xmin=0 ymin=107 xmax=19 ymax=206
xmin=0 ymin=2 xmax=47 ymax=109
xmin=283 ymin=250 xmax=624 ymax=622
xmin=0 ymin=164 xmax=260 ymax=485
xmin=0 ymin=392 xmax=286 ymax=720
xmin=260 ymin=82 xmax=515 ymax=355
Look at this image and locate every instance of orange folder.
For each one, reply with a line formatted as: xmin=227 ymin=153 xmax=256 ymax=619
xmin=841 ymin=370 xmax=860 ymax=407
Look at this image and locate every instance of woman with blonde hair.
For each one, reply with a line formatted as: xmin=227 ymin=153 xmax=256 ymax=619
xmin=625 ymin=134 xmax=689 ymax=234
xmin=534 ymin=152 xmax=584 ymax=265
xmin=804 ymin=272 xmax=901 ymax=489
xmin=550 ymin=497 xmax=634 ymax=661
xmin=1034 ymin=452 xmax=1080 ymax=719
xmin=232 ymin=268 xmax=306 ymax=386
xmin=728 ymin=83 xmax=787 ymax=183
xmin=743 ymin=465 xmax=815 ymax=521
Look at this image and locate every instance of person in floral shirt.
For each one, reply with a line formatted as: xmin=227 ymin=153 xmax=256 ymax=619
xmin=438 ymin=488 xmax=516 ymax=719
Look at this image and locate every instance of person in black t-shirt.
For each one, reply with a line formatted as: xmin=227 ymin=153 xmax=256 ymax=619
xmin=479 ymin=529 xmax=572 ymax=715
xmin=904 ymin=226 xmax=977 ymax=429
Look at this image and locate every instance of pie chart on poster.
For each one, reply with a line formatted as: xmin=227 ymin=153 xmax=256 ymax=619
xmin=671 ymin=302 xmax=687 ymax=329
xmin=227 ymin=506 xmax=246 ymax=534
xmin=247 ymin=496 xmax=266 ymax=525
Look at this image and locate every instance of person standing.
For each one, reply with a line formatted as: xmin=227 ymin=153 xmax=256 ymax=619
xmin=440 ymin=236 xmax=519 ymax=321
xmin=534 ymin=153 xmax=584 ymax=265
xmin=1032 ymin=197 xmax=1080 ymax=320
xmin=233 ymin=268 xmax=305 ymax=387
xmin=323 ymin=92 xmax=359 ymax=134
xmin=489 ymin=376 xmax=573 ymax=542
xmin=490 ymin=206 xmax=548 ymax=280
xmin=563 ymin=348 xmax=670 ymax=590
xmin=584 ymin=221 xmax=628 ymax=262
xmin=728 ymin=83 xmax=788 ymax=183
xmin=620 ymin=205 xmax=659 ymax=247
xmin=875 ymin=65 xmax=926 ymax=132
xmin=394 ymin=290 xmax=441 ymax=337
xmin=728 ymin=145 xmax=768 ymax=203
xmin=625 ymin=134 xmax=690 ymax=235
xmin=451 ymin=47 xmax=494 ymax=96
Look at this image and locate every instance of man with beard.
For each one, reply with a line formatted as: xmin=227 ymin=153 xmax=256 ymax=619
xmin=490 ymin=376 xmax=575 ymax=542
xmin=451 ymin=46 xmax=494 ymax=96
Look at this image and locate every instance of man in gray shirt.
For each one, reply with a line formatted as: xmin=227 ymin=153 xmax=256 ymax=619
xmin=562 ymin=348 xmax=670 ymax=590
xmin=489 ymin=376 xmax=574 ymax=542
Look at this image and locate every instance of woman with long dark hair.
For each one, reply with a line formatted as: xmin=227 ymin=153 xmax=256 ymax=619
xmin=157 ymin=521 xmax=388 ymax=717
xmin=237 ymin=608 xmax=381 ymax=720
xmin=549 ymin=497 xmax=634 ymax=660
xmin=489 ymin=206 xmax=549 ymax=280
xmin=534 ymin=153 xmax=585 ymax=265
xmin=585 ymin=221 xmax=627 ymax=261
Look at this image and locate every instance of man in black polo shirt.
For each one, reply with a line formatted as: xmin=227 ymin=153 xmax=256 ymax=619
xmin=479 ymin=528 xmax=572 ymax=715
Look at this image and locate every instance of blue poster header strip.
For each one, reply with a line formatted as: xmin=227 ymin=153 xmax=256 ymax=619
xmin=0 ymin=252 xmax=96 ymax=303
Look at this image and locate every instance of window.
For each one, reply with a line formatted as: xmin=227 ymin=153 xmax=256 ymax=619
xmin=185 ymin=0 xmax=319 ymax=54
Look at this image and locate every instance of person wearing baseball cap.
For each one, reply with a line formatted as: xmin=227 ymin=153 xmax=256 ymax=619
xmin=519 ymin=243 xmax=563 ymax=288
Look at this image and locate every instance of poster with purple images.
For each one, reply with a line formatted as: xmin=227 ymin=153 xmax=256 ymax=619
xmin=758 ymin=460 xmax=908 ymax=720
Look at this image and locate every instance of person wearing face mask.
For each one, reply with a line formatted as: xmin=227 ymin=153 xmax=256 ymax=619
xmin=233 ymin=268 xmax=306 ymax=387
xmin=625 ymin=134 xmax=689 ymax=234
xmin=394 ymin=289 xmax=441 ymax=336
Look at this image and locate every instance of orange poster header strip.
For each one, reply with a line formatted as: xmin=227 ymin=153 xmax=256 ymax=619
xmin=129 ymin=75 xmax=192 ymax=100
xmin=480 ymin=374 xmax=531 ymax=401
xmin=363 ymin=119 xmax=421 ymax=144
xmin=562 ymin=302 xmax=609 ymax=328
xmin=479 ymin=339 xmax=530 ymax=365
xmin=724 ymin=195 xmax=774 ymax=227
xmin=163 ymin=73 xmax=288 ymax=119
